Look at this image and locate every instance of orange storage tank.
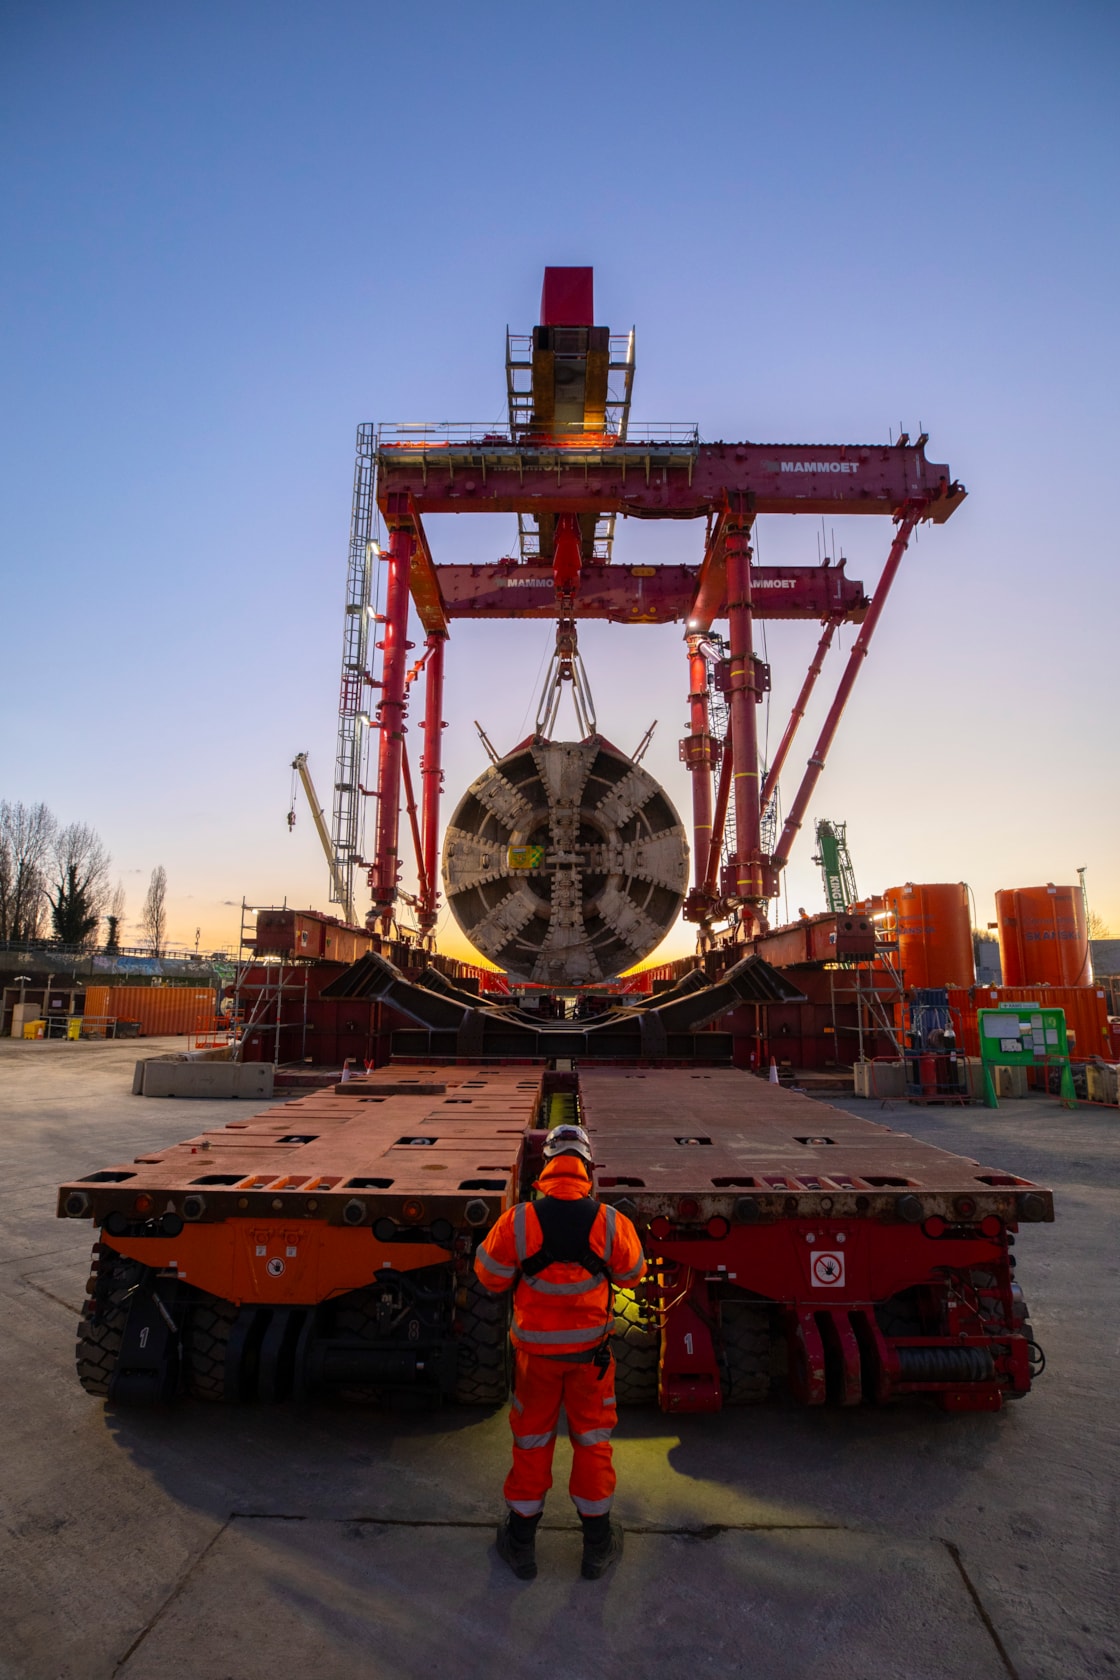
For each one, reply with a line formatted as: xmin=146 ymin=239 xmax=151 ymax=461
xmin=883 ymin=882 xmax=974 ymax=989
xmin=996 ymin=885 xmax=1090 ymax=987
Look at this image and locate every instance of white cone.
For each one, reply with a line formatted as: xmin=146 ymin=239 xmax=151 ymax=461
xmin=769 ymin=1058 xmax=780 ymax=1085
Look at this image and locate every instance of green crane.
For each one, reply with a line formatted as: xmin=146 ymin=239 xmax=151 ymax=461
xmin=813 ymin=819 xmax=859 ymax=914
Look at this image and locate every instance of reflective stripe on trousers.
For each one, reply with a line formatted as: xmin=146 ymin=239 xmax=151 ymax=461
xmin=503 ymin=1348 xmax=617 ymax=1517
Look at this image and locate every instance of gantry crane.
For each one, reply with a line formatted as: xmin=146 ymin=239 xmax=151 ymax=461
xmin=330 ymin=267 xmax=965 ymax=962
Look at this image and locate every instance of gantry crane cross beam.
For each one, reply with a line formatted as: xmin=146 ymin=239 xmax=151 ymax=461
xmin=376 ymin=439 xmax=961 ymax=524
xmin=338 ymin=268 xmax=964 ymax=947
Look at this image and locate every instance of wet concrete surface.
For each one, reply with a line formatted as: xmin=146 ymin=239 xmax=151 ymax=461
xmin=0 ymin=1038 xmax=1116 ymax=1679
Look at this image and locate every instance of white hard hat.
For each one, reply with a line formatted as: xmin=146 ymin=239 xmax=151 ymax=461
xmin=542 ymin=1123 xmax=593 ymax=1166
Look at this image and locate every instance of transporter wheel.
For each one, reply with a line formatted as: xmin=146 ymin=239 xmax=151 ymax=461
xmin=612 ymin=1290 xmax=660 ymax=1405
xmin=75 ymin=1253 xmax=141 ymax=1398
xmin=875 ymin=1290 xmax=924 ymax=1340
xmin=968 ymin=1269 xmax=1039 ymax=1399
xmin=329 ymin=1292 xmax=384 ymax=1404
xmin=455 ymin=1269 xmax=511 ymax=1406
xmin=185 ymin=1297 xmax=240 ymax=1402
xmin=719 ymin=1304 xmax=771 ymax=1405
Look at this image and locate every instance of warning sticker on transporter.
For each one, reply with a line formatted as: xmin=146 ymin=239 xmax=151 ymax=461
xmin=811 ymin=1251 xmax=845 ymax=1287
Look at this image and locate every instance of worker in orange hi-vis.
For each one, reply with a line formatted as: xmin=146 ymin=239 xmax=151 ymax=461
xmin=475 ymin=1123 xmax=646 ymax=1582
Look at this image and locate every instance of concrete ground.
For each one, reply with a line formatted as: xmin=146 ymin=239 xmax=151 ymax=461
xmin=0 ymin=1036 xmax=1116 ymax=1680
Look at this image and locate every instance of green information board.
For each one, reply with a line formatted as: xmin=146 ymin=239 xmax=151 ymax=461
xmin=977 ymin=1003 xmax=1075 ymax=1107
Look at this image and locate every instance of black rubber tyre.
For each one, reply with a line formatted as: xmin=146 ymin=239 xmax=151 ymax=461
xmin=720 ymin=1304 xmax=771 ymax=1404
xmin=325 ymin=1291 xmax=383 ymax=1403
xmin=185 ymin=1297 xmax=240 ymax=1401
xmin=455 ymin=1270 xmax=511 ymax=1405
xmin=75 ymin=1253 xmax=142 ymax=1398
xmin=875 ymin=1290 xmax=924 ymax=1340
xmin=612 ymin=1291 xmax=659 ymax=1405
xmin=968 ymin=1269 xmax=1037 ymax=1399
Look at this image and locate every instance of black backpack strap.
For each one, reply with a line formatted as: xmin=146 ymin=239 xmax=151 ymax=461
xmin=518 ymin=1196 xmax=612 ymax=1281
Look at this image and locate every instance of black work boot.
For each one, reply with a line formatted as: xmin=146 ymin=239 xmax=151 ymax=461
xmin=580 ymin=1513 xmax=623 ymax=1580
xmin=496 ymin=1510 xmax=540 ymax=1580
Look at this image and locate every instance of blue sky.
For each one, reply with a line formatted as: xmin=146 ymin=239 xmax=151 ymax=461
xmin=2 ymin=0 xmax=1117 ymax=958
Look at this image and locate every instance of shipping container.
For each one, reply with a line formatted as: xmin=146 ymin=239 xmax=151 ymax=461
xmin=947 ymin=984 xmax=1113 ymax=1062
xmin=82 ymin=986 xmax=216 ymax=1037
xmin=249 ymin=908 xmax=375 ymax=964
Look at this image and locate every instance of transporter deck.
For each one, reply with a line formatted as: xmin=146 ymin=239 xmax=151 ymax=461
xmin=58 ymin=1061 xmax=1051 ymax=1415
xmin=579 ymin=1068 xmax=1051 ymax=1225
xmin=61 ymin=1065 xmax=540 ymax=1243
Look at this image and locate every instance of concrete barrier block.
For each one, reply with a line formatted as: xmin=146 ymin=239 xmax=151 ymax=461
xmin=138 ymin=1060 xmax=274 ymax=1099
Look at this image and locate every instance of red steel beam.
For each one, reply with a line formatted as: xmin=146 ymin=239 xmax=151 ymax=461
xmin=702 ymin=714 xmax=733 ymax=903
xmin=368 ymin=525 xmax=414 ymax=928
xmin=379 ymin=441 xmax=964 ymax=523
xmin=418 ymin=631 xmax=446 ymax=934
xmin=406 ymin=503 xmax=449 ymax=636
xmin=429 ymin=562 xmax=867 ymax=624
xmin=772 ymin=503 xmax=926 ymax=871
xmin=400 ymin=738 xmax=428 ymax=907
xmin=758 ymin=614 xmax=841 ymax=814
xmin=686 ymin=509 xmax=728 ymax=633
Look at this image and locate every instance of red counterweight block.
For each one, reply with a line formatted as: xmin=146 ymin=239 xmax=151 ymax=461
xmin=540 ymin=267 xmax=594 ymax=327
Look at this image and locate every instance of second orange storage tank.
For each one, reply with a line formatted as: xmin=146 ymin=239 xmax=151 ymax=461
xmin=996 ymin=885 xmax=1090 ymax=987
xmin=883 ymin=882 xmax=974 ymax=989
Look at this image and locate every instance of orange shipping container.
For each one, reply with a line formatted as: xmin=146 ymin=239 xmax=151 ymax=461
xmin=947 ymin=985 xmax=1113 ymax=1061
xmin=83 ymin=986 xmax=216 ymax=1036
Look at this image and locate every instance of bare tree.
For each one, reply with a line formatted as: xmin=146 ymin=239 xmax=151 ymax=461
xmin=48 ymin=822 xmax=110 ymax=947
xmin=104 ymin=881 xmax=126 ymax=952
xmin=142 ymin=865 xmax=168 ymax=956
xmin=0 ymin=801 xmax=55 ymax=942
xmin=1087 ymin=909 xmax=1112 ymax=940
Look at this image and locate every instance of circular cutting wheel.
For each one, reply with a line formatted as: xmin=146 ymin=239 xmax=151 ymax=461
xmin=442 ymin=736 xmax=689 ymax=985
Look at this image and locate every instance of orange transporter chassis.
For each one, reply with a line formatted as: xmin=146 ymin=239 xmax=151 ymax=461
xmin=58 ymin=1065 xmax=1051 ymax=1413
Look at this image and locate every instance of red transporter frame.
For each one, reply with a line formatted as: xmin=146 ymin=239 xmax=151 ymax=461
xmin=575 ymin=1068 xmax=1047 ymax=1415
xmin=349 ymin=270 xmax=965 ymax=942
xmin=648 ymin=1219 xmax=1034 ymax=1414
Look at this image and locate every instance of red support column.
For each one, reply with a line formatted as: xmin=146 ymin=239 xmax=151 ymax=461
xmin=418 ymin=631 xmax=446 ymax=936
xmin=681 ymin=633 xmax=717 ymax=915
xmin=726 ymin=523 xmax=764 ymax=910
xmin=772 ymin=504 xmax=925 ymax=871
xmin=369 ymin=524 xmax=414 ymax=930
xmin=702 ymin=714 xmax=733 ymax=901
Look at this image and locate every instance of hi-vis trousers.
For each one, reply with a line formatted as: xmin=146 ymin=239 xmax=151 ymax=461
xmin=503 ymin=1348 xmax=617 ymax=1518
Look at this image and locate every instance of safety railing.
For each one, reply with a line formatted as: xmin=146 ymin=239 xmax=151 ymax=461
xmin=375 ymin=420 xmax=700 ymax=451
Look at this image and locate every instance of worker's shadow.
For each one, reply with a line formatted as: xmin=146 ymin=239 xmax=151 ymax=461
xmin=103 ymin=1390 xmax=506 ymax=1529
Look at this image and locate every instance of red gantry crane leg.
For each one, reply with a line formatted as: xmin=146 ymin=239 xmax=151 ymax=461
xmin=726 ymin=520 xmax=771 ymax=931
xmin=418 ymin=630 xmax=447 ymax=938
xmin=369 ymin=524 xmax=415 ymax=930
xmin=682 ymin=632 xmax=718 ymax=907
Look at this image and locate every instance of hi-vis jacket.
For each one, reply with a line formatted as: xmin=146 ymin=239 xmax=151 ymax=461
xmin=474 ymin=1156 xmax=646 ymax=1357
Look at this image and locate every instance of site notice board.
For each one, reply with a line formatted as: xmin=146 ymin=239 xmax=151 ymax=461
xmin=978 ymin=1003 xmax=1075 ymax=1106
